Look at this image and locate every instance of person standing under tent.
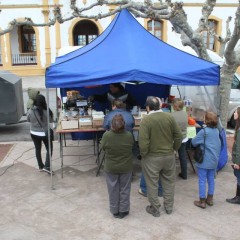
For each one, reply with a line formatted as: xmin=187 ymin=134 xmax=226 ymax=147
xmin=139 ymin=96 xmax=182 ymax=217
xmin=103 ymin=99 xmax=135 ymax=132
xmin=192 ymin=112 xmax=221 ymax=208
xmin=138 ymin=96 xmax=163 ymax=198
xmin=171 ymin=98 xmax=188 ymax=180
xmin=226 ymin=107 xmax=240 ymax=205
xmin=27 ymin=94 xmax=54 ymax=174
xmin=101 ymin=114 xmax=134 ymax=219
xmin=88 ymin=83 xmax=137 ymax=111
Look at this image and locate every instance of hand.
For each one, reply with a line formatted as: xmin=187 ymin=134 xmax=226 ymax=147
xmin=232 ymin=164 xmax=240 ymax=170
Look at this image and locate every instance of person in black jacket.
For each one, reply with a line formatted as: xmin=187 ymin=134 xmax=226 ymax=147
xmin=88 ymin=83 xmax=137 ymax=111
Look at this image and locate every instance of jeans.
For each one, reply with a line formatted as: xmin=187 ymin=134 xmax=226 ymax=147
xmin=31 ymin=134 xmax=53 ymax=170
xmin=197 ymin=167 xmax=215 ymax=198
xmin=140 ymin=172 xmax=163 ymax=196
xmin=234 ymin=169 xmax=240 ymax=185
xmin=178 ymin=142 xmax=188 ymax=178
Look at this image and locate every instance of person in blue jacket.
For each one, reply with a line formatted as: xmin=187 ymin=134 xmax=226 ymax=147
xmin=103 ymin=98 xmax=134 ymax=132
xmin=191 ymin=112 xmax=221 ymax=209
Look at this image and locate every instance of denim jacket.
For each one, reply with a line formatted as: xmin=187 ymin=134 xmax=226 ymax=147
xmin=191 ymin=127 xmax=221 ymax=169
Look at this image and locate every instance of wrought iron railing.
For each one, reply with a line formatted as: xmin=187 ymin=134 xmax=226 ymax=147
xmin=12 ymin=53 xmax=37 ymax=65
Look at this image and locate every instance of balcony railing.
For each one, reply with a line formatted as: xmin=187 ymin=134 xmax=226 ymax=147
xmin=12 ymin=53 xmax=37 ymax=65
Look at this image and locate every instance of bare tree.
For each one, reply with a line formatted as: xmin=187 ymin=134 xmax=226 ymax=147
xmin=0 ymin=0 xmax=239 ymax=128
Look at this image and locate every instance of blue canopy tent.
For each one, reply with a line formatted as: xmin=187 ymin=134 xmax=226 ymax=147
xmin=45 ymin=9 xmax=227 ymax=171
xmin=46 ymin=9 xmax=220 ymax=88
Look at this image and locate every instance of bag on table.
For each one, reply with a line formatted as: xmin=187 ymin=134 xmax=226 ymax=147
xmin=193 ymin=128 xmax=206 ymax=164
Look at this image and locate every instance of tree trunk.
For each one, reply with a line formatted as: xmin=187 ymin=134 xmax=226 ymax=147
xmin=219 ymin=65 xmax=236 ymax=128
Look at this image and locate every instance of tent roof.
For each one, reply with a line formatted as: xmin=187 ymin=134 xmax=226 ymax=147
xmin=45 ymin=9 xmax=220 ymax=88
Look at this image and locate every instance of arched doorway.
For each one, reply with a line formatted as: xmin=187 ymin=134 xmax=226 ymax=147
xmin=73 ymin=20 xmax=98 ymax=46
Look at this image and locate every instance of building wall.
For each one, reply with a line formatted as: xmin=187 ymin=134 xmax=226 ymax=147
xmin=0 ymin=0 xmax=239 ymax=76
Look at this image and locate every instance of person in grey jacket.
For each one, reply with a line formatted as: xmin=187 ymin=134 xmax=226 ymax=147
xmin=171 ymin=98 xmax=188 ymax=179
xmin=192 ymin=112 xmax=221 ymax=209
xmin=27 ymin=94 xmax=54 ymax=174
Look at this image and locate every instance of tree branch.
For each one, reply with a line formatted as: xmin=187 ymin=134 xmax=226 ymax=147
xmin=224 ymin=3 xmax=240 ymax=66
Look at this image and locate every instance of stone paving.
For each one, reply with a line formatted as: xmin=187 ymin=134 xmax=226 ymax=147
xmin=0 ymin=76 xmax=238 ymax=239
xmin=0 ymin=135 xmax=239 ymax=240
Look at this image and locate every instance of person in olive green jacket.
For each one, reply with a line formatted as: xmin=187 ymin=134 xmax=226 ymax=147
xmin=226 ymin=107 xmax=240 ymax=204
xmin=101 ymin=114 xmax=134 ymax=219
xmin=139 ymin=96 xmax=182 ymax=217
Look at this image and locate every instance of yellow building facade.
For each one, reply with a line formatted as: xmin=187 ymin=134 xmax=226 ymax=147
xmin=0 ymin=1 xmax=238 ymax=76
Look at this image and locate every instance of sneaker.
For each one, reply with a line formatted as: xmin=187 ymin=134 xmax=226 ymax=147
xmin=42 ymin=168 xmax=55 ymax=175
xmin=138 ymin=188 xmax=147 ymax=197
xmin=146 ymin=205 xmax=160 ymax=217
xmin=39 ymin=168 xmax=44 ymax=172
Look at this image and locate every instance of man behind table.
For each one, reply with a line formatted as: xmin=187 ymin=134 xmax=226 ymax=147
xmin=89 ymin=83 xmax=137 ymax=111
xmin=139 ymin=96 xmax=182 ymax=217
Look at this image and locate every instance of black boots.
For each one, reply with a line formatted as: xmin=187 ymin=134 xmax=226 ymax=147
xmin=226 ymin=184 xmax=240 ymax=204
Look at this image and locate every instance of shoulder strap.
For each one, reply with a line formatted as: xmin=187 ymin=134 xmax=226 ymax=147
xmin=33 ymin=109 xmax=44 ymax=131
xmin=202 ymin=128 xmax=206 ymax=155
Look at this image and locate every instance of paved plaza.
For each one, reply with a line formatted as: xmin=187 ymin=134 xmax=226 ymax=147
xmin=0 ymin=76 xmax=238 ymax=239
xmin=0 ymin=136 xmax=239 ymax=240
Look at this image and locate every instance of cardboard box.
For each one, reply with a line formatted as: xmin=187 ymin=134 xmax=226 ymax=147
xmin=92 ymin=118 xmax=104 ymax=128
xmin=79 ymin=117 xmax=92 ymax=128
xmin=61 ymin=119 xmax=79 ymax=130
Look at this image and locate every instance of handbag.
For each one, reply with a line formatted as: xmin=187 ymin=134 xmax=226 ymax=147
xmin=33 ymin=110 xmax=54 ymax=141
xmin=193 ymin=128 xmax=206 ymax=163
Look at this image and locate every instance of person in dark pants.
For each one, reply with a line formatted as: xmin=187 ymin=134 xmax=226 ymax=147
xmin=101 ymin=114 xmax=134 ymax=219
xmin=171 ymin=98 xmax=188 ymax=180
xmin=27 ymin=94 xmax=54 ymax=174
xmin=226 ymin=107 xmax=240 ymax=204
